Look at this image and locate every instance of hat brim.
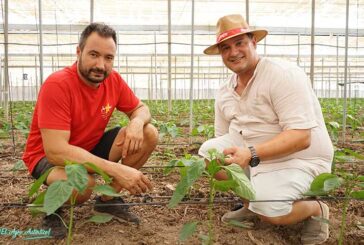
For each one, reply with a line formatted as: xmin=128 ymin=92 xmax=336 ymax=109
xmin=203 ymin=29 xmax=268 ymax=55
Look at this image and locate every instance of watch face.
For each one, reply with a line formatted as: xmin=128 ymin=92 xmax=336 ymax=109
xmin=250 ymin=157 xmax=260 ymax=167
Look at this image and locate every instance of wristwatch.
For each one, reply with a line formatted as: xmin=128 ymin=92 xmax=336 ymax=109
xmin=248 ymin=146 xmax=260 ymax=167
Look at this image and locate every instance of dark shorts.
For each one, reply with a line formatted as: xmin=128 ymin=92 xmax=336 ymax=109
xmin=31 ymin=127 xmax=121 ymax=180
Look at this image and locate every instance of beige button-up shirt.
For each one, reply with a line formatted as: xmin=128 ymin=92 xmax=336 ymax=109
xmin=215 ymin=57 xmax=333 ymax=176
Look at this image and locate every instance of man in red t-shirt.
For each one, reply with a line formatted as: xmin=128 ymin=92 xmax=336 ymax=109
xmin=23 ymin=23 xmax=158 ymax=238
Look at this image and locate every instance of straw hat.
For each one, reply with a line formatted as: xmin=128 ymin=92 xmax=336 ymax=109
xmin=204 ymin=14 xmax=268 ymax=55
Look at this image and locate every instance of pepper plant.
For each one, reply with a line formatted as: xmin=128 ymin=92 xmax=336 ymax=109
xmin=192 ymin=124 xmax=214 ymax=141
xmin=166 ymin=149 xmax=255 ymax=244
xmin=29 ymin=161 xmax=119 ymax=245
xmin=305 ymin=149 xmax=364 ymax=245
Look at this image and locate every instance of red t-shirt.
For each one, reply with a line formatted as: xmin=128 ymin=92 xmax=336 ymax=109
xmin=22 ymin=62 xmax=140 ymax=174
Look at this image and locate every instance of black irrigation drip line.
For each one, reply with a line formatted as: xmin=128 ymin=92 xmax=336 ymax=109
xmin=158 ymin=143 xmax=193 ymax=146
xmin=0 ymin=196 xmax=363 ymax=210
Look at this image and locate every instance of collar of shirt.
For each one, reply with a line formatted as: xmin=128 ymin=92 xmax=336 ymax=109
xmin=227 ymin=57 xmax=266 ymax=96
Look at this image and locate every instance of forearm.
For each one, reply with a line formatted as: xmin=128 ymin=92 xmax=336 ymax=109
xmin=45 ymin=143 xmax=118 ymax=176
xmin=129 ymin=103 xmax=151 ymax=126
xmin=225 ymin=129 xmax=311 ymax=168
xmin=255 ymin=129 xmax=311 ymax=162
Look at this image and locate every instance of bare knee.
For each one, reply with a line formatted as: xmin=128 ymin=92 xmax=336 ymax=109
xmin=144 ymin=123 xmax=158 ymax=146
xmin=74 ymin=174 xmax=96 ymax=204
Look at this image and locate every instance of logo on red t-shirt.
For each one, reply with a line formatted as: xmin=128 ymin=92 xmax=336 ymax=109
xmin=101 ymin=103 xmax=112 ymax=120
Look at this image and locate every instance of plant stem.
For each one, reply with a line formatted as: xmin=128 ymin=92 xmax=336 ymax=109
xmin=207 ymin=177 xmax=216 ymax=245
xmin=338 ymin=182 xmax=353 ymax=245
xmin=67 ymin=195 xmax=76 ymax=245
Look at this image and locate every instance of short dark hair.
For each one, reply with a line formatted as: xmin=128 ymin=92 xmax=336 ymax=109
xmin=79 ymin=23 xmax=117 ymax=50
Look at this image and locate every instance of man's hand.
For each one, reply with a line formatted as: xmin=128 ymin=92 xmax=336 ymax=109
xmin=116 ymin=118 xmax=144 ymax=158
xmin=223 ymin=146 xmax=251 ymax=168
xmin=112 ymin=163 xmax=153 ymax=195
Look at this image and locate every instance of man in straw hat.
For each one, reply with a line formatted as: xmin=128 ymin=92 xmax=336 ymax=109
xmin=198 ymin=14 xmax=333 ymax=244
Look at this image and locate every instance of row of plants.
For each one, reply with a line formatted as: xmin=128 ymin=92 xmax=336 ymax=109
xmin=1 ymin=99 xmax=364 ymax=144
xmin=26 ymin=147 xmax=363 ymax=245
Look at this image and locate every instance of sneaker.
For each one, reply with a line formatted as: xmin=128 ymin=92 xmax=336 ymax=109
xmin=301 ymin=202 xmax=330 ymax=244
xmin=221 ymin=204 xmax=256 ymax=225
xmin=42 ymin=209 xmax=67 ymax=239
xmin=94 ymin=196 xmax=140 ymax=225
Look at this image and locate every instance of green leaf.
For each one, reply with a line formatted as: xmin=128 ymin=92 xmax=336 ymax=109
xmin=222 ymin=164 xmax=255 ymax=200
xmin=164 ymin=159 xmax=179 ymax=175
xmin=84 ymin=214 xmax=114 ymax=224
xmin=213 ymin=179 xmax=238 ymax=192
xmin=198 ymin=234 xmax=209 ymax=243
xmin=357 ymin=176 xmax=364 ymax=181
xmin=197 ymin=125 xmax=205 ymax=133
xmin=10 ymin=160 xmax=26 ymax=172
xmin=30 ymin=190 xmax=46 ymax=217
xmin=207 ymin=158 xmax=221 ymax=177
xmin=350 ymin=191 xmax=364 ymax=199
xmin=328 ymin=121 xmax=340 ymax=129
xmin=191 ymin=128 xmax=199 ymax=136
xmin=84 ymin=162 xmax=112 ymax=184
xmin=29 ymin=167 xmax=55 ymax=197
xmin=179 ymin=222 xmax=198 ymax=241
xmin=168 ymin=160 xmax=205 ymax=208
xmin=303 ymin=190 xmax=327 ymax=196
xmin=65 ymin=164 xmax=89 ymax=193
xmin=44 ymin=180 xmax=73 ymax=215
xmin=227 ymin=220 xmax=254 ymax=229
xmin=343 ymin=149 xmax=364 ymax=160
xmin=357 ymin=182 xmax=364 ymax=188
xmin=93 ymin=185 xmax=122 ymax=197
xmin=323 ymin=176 xmax=342 ymax=192
xmin=181 ymin=158 xmax=194 ymax=166
xmin=309 ymin=173 xmax=338 ymax=192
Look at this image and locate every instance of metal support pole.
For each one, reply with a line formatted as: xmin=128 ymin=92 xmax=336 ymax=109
xmin=328 ymin=67 xmax=331 ymax=98
xmin=197 ymin=56 xmax=200 ymax=100
xmin=117 ymin=32 xmax=120 ymax=72
xmin=90 ymin=0 xmax=94 ymax=23
xmin=154 ymin=32 xmax=158 ymax=100
xmin=4 ymin=0 xmax=9 ymax=120
xmin=336 ymin=35 xmax=339 ymax=104
xmin=22 ymin=67 xmax=25 ymax=102
xmin=0 ymin=57 xmax=2 ymax=106
xmin=341 ymin=0 xmax=349 ymax=143
xmin=35 ymin=56 xmax=39 ymax=99
xmin=150 ymin=55 xmax=154 ymax=100
xmin=189 ymin=0 xmax=195 ymax=142
xmin=174 ymin=56 xmax=177 ymax=100
xmin=310 ymin=0 xmax=315 ymax=88
xmin=321 ymin=58 xmax=324 ymax=98
xmin=38 ymin=0 xmax=44 ymax=85
xmin=125 ymin=56 xmax=129 ymax=86
xmin=245 ymin=0 xmax=249 ymax=23
xmin=348 ymin=69 xmax=351 ymax=102
xmin=297 ymin=33 xmax=300 ymax=66
xmin=167 ymin=0 xmax=172 ymax=112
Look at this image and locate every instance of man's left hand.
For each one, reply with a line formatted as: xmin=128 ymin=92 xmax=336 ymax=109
xmin=223 ymin=146 xmax=251 ymax=168
xmin=116 ymin=118 xmax=144 ymax=158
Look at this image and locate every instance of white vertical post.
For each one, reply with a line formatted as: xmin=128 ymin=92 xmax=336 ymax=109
xmin=189 ymin=0 xmax=195 ymax=142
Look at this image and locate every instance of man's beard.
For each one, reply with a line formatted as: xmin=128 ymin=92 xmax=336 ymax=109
xmin=78 ymin=57 xmax=109 ymax=84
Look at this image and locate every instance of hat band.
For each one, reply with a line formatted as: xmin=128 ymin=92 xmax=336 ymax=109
xmin=216 ymin=28 xmax=250 ymax=43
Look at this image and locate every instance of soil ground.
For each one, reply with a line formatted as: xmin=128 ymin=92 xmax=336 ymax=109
xmin=1 ymin=131 xmax=363 ymax=245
